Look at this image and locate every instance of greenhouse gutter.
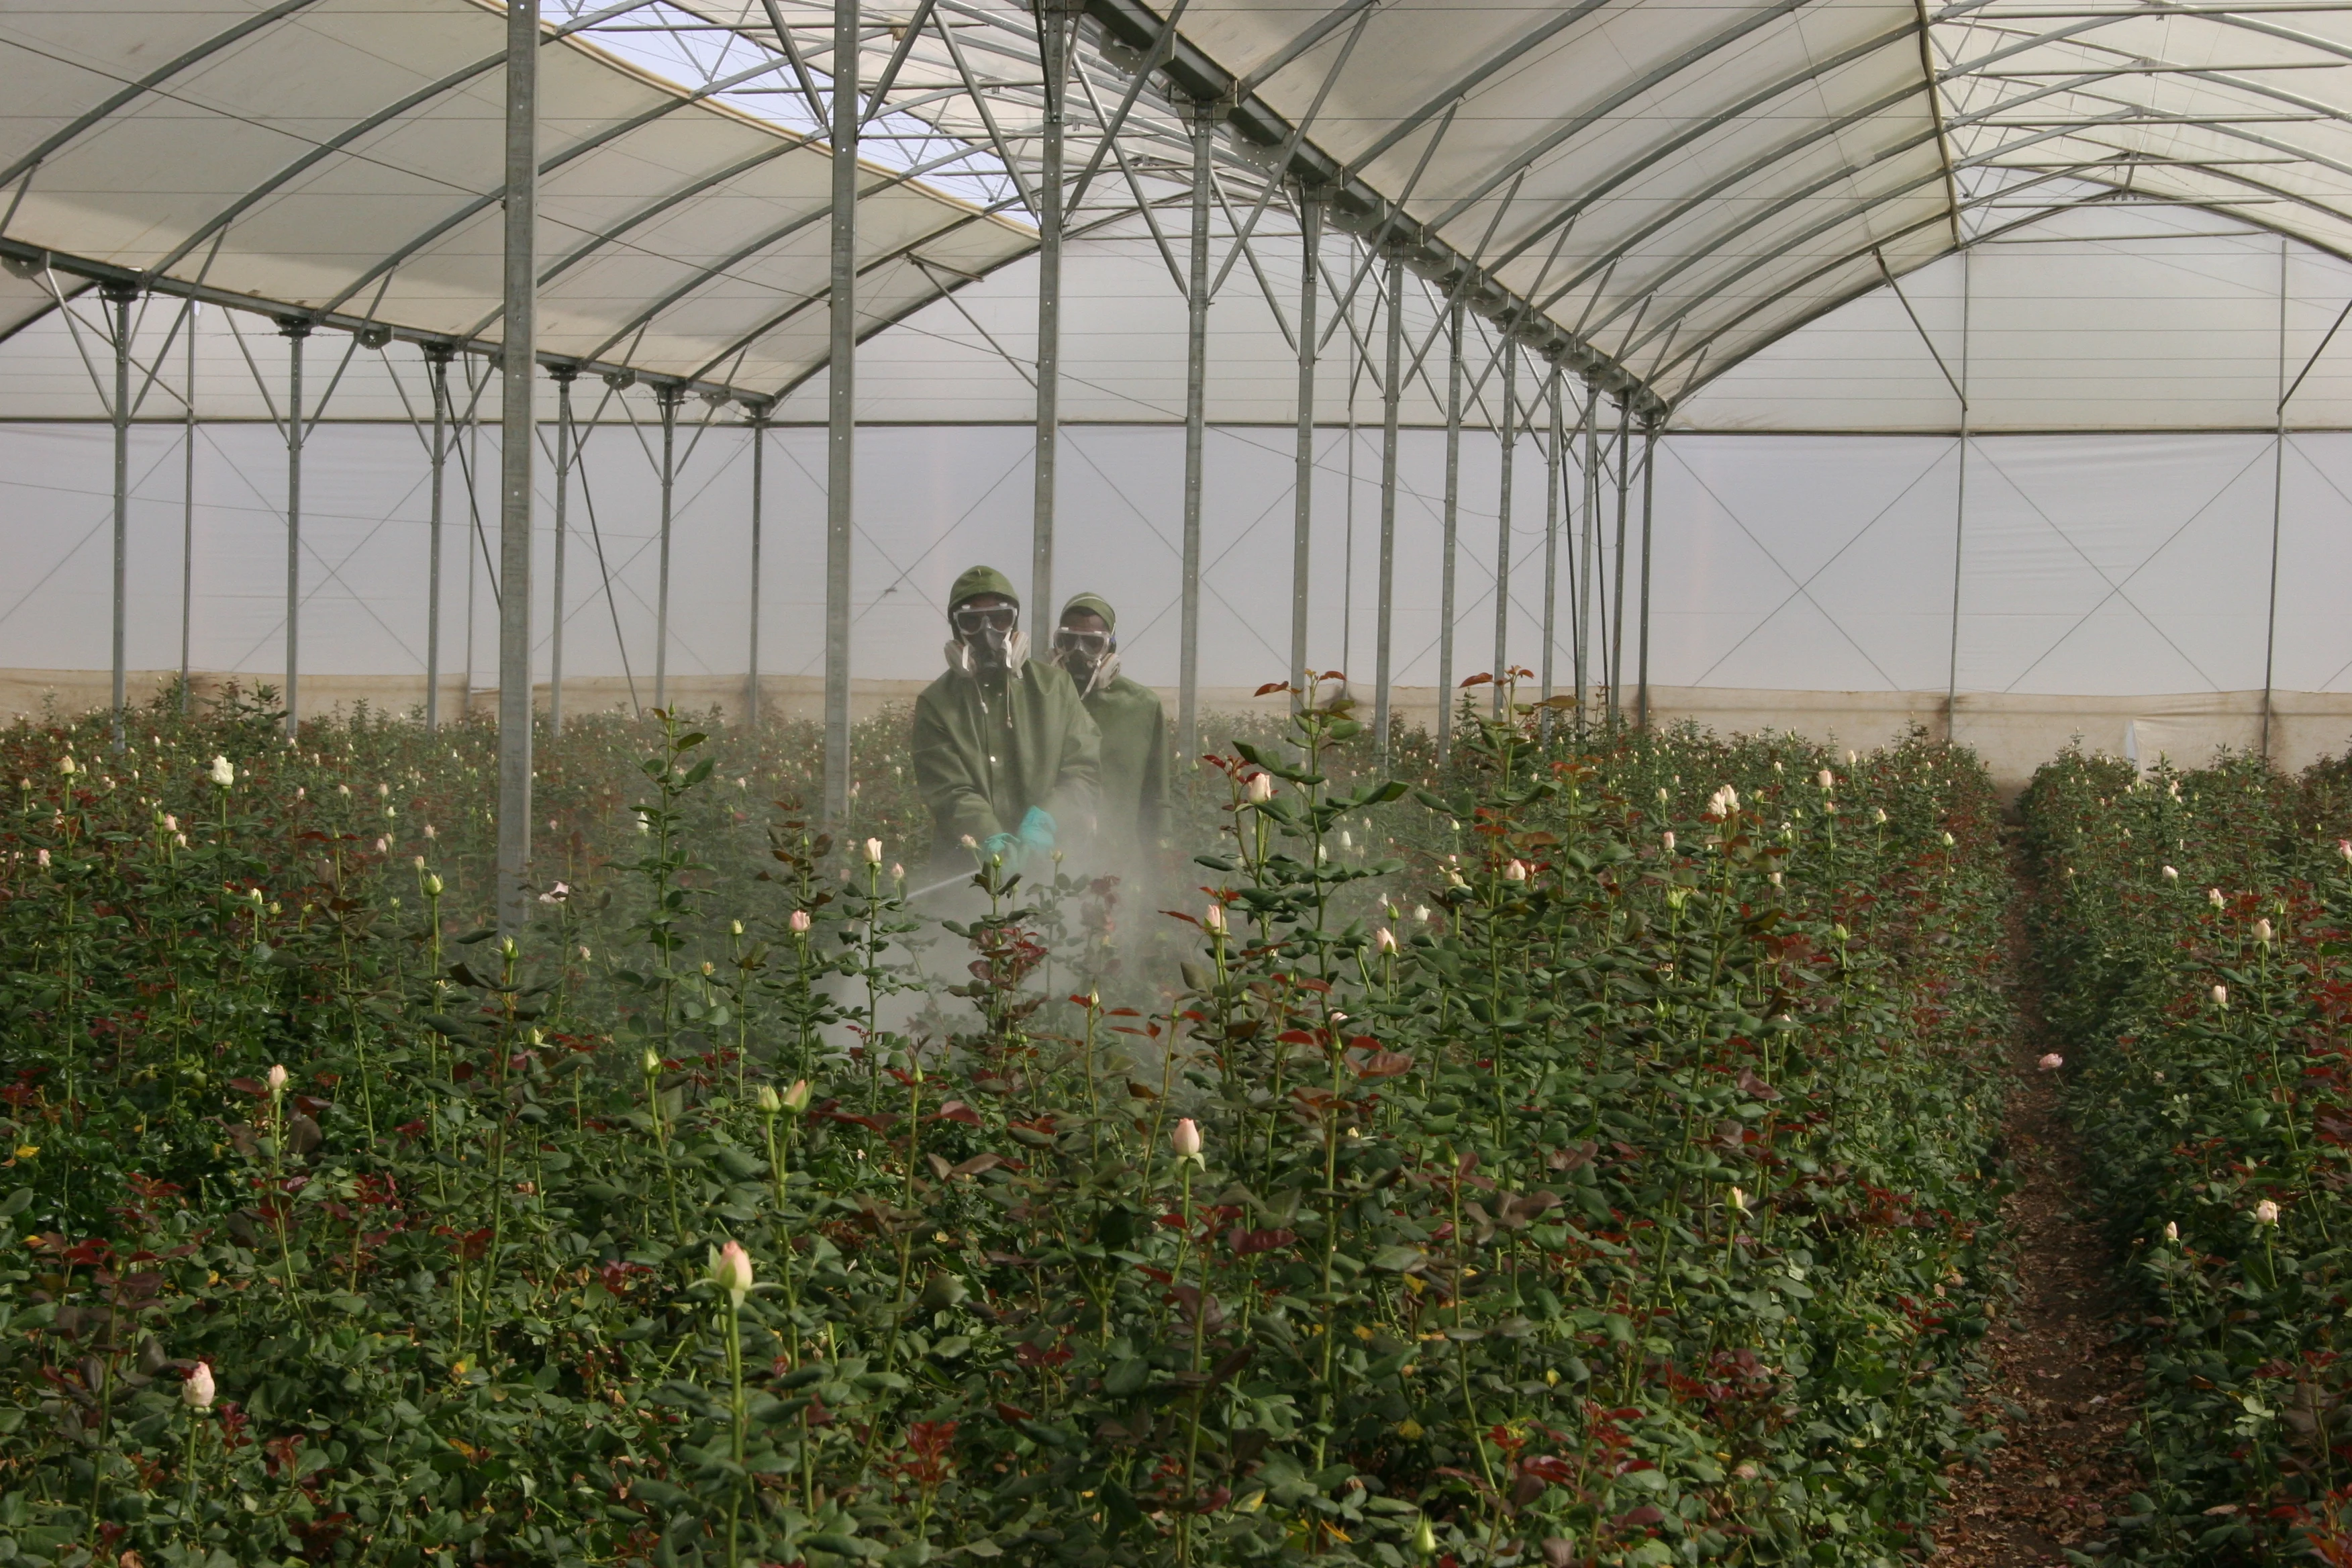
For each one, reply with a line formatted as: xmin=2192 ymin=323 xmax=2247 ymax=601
xmin=0 ymin=238 xmax=776 ymax=413
xmin=1084 ymin=0 xmax=1671 ymax=424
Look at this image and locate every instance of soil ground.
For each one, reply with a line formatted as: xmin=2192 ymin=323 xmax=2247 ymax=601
xmin=1928 ymin=850 xmax=2144 ymax=1565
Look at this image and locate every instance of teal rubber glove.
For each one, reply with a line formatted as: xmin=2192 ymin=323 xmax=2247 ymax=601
xmin=979 ymin=831 xmax=1020 ymax=864
xmin=1018 ymin=806 xmax=1057 ymax=855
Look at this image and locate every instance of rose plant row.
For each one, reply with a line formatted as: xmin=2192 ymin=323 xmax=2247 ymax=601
xmin=2020 ymin=748 xmax=2352 ymax=1565
xmin=0 ymin=683 xmax=2016 ymax=1567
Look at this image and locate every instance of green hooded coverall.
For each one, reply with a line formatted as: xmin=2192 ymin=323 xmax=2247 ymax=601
xmin=911 ymin=566 xmax=1101 ymax=867
xmin=1058 ymin=592 xmax=1169 ymax=852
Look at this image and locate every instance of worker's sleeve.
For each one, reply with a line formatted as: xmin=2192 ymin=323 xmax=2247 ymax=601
xmin=1137 ymin=694 xmax=1171 ymax=846
xmin=1042 ymin=673 xmax=1102 ymax=835
xmin=910 ymin=686 xmax=1004 ymax=850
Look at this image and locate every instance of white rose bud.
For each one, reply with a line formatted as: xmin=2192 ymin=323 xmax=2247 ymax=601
xmin=209 ymin=756 xmax=234 ymax=788
xmin=182 ymin=1362 xmax=215 ymax=1411
xmin=2255 ymin=1199 xmax=2280 ymax=1226
xmin=2212 ymin=984 xmax=2229 ymax=1010
xmin=2161 ymin=865 xmax=2177 ymax=881
xmin=1246 ymin=773 xmax=1275 ymax=805
xmin=863 ymin=838 xmax=883 ymax=865
xmin=2253 ymin=918 xmax=2273 ymax=944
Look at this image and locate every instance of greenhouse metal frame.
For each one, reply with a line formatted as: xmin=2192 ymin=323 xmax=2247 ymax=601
xmin=11 ymin=0 xmax=2352 ymax=919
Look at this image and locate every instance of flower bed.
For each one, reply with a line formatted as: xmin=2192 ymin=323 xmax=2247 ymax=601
xmin=0 ymin=686 xmax=2013 ymax=1566
xmin=2020 ymin=749 xmax=2352 ymax=1563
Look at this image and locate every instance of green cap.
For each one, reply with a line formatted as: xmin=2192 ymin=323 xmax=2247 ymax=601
xmin=1059 ymin=591 xmax=1116 ymax=631
xmin=948 ymin=565 xmax=1018 ymax=612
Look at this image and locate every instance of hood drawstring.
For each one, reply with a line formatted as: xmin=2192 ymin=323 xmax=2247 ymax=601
xmin=1075 ymin=649 xmax=1120 ymax=699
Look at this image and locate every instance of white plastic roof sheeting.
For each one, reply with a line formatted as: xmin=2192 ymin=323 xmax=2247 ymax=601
xmin=16 ymin=1 xmax=2352 ymax=416
xmin=0 ymin=0 xmax=1030 ymax=399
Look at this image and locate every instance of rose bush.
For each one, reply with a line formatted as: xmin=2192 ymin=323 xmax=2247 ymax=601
xmin=0 ymin=681 xmax=2014 ymax=1567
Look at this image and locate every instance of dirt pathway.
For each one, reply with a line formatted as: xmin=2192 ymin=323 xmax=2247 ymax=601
xmin=1928 ymin=857 xmax=2145 ymax=1566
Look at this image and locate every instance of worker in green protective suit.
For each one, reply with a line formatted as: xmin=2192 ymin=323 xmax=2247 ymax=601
xmin=911 ymin=565 xmax=1101 ymax=873
xmin=1052 ymin=593 xmax=1169 ymax=857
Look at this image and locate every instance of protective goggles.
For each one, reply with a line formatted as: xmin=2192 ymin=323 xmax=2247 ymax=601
xmin=951 ymin=603 xmax=1018 ymax=635
xmin=1052 ymin=628 xmax=1112 ymax=658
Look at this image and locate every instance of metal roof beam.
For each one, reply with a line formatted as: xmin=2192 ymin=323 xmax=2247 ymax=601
xmin=1483 ymin=17 xmax=1926 ymax=276
xmin=1426 ymin=0 xmax=1836 ymax=233
xmin=1081 ymin=0 xmax=1667 ymax=411
xmin=1337 ymin=0 xmax=1616 ymax=178
xmin=1540 ymin=72 xmax=2126 ymax=321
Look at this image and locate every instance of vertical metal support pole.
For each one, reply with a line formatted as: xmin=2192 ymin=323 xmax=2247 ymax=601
xmin=549 ymin=366 xmax=575 ymax=736
xmin=496 ymin=0 xmax=538 ymax=932
xmin=1030 ymin=0 xmax=1070 ymax=619
xmin=1373 ymin=248 xmax=1402 ymax=761
xmin=180 ymin=303 xmax=197 ymax=714
xmin=1636 ymin=421 xmax=1657 ymax=730
xmin=1608 ymin=396 xmax=1631 ymax=722
xmin=281 ymin=319 xmax=309 ymax=734
xmin=1490 ymin=343 xmax=1516 ymax=714
xmin=824 ymin=0 xmax=858 ymax=826
xmin=1436 ymin=294 xmax=1462 ymax=763
xmin=465 ymin=396 xmax=481 ymax=706
xmin=2263 ymin=234 xmax=2286 ymax=762
xmin=1291 ymin=189 xmax=1319 ymax=708
xmin=424 ymin=345 xmax=452 ymax=731
xmin=105 ymin=283 xmax=134 ymax=746
xmin=747 ymin=401 xmax=769 ymax=731
xmin=1577 ymin=376 xmax=1598 ymax=724
xmin=654 ymin=382 xmax=682 ymax=709
xmin=1945 ymin=247 xmax=1970 ymax=742
xmin=1537 ymin=364 xmax=1561 ymax=730
xmin=1178 ymin=102 xmax=1212 ymax=754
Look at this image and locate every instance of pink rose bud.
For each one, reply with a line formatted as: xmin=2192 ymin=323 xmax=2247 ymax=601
xmin=1204 ymin=904 xmax=1228 ymax=935
xmin=1376 ymin=928 xmax=1399 ymax=954
xmin=1246 ymin=773 xmax=1275 ymax=804
xmin=182 ymin=1362 xmax=215 ymax=1411
xmin=789 ymin=910 xmax=812 ymax=934
xmin=707 ymin=1239 xmax=754 ymax=1304
xmin=781 ymin=1079 xmax=812 ymax=1114
xmin=2253 ymin=918 xmax=2273 ymax=943
xmin=266 ymin=1064 xmax=289 ymax=1095
xmin=1172 ymin=1118 xmax=1203 ymax=1160
xmin=1661 ymin=831 xmax=1675 ymax=852
xmin=2037 ymin=1052 xmax=2062 ymax=1071
xmin=1503 ymin=860 xmax=1528 ymax=882
xmin=35 ymin=849 xmax=48 ymax=869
